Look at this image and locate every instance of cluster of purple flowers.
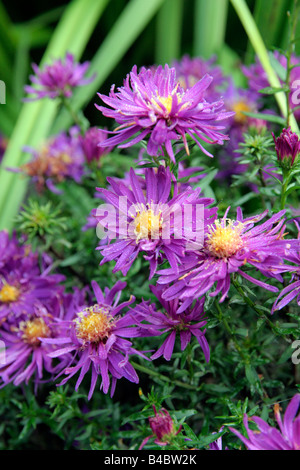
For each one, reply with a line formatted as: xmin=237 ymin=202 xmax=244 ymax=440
xmin=2 ymin=48 xmax=300 ymax=451
xmin=13 ymin=126 xmax=111 ymax=194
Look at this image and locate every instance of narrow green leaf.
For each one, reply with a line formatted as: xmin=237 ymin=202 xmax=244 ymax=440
xmin=230 ymin=0 xmax=299 ymax=134
xmin=194 ymin=0 xmax=228 ymax=58
xmin=155 ymin=0 xmax=184 ymax=64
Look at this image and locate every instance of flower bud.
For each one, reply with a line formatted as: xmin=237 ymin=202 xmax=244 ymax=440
xmin=149 ymin=406 xmax=176 ymax=444
xmin=272 ymin=127 xmax=300 ymax=168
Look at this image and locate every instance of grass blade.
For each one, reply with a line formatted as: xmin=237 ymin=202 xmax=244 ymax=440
xmin=194 ymin=0 xmax=228 ymax=58
xmin=155 ymin=0 xmax=184 ymax=64
xmin=230 ymin=0 xmax=299 ymax=134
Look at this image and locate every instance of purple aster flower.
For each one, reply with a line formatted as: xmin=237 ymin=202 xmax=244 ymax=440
xmin=24 ymin=52 xmax=95 ymax=100
xmin=18 ymin=127 xmax=85 ymax=194
xmin=94 ymin=165 xmax=217 ymax=278
xmin=158 ymin=207 xmax=297 ymax=303
xmin=230 ymin=394 xmax=300 ymax=450
xmin=0 ymin=301 xmax=71 ymax=392
xmin=0 ymin=231 xmax=64 ymax=323
xmin=132 ymin=284 xmax=209 ymax=362
xmin=42 ymin=280 xmax=147 ymax=399
xmin=242 ymin=51 xmax=300 ymax=120
xmin=216 ymin=80 xmax=268 ymax=180
xmin=272 ymin=221 xmax=300 ymax=313
xmin=95 ymin=64 xmax=234 ymax=163
xmin=272 ymin=127 xmax=300 ymax=169
xmin=172 ymin=54 xmax=228 ymax=100
xmin=79 ymin=127 xmax=113 ymax=164
xmin=223 ymin=80 xmax=262 ymax=129
xmin=139 ymin=405 xmax=182 ymax=450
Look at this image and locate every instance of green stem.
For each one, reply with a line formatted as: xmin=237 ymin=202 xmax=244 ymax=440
xmin=280 ymin=169 xmax=292 ymax=210
xmin=214 ymin=300 xmax=248 ymax=360
xmin=130 ymin=361 xmax=201 ymax=391
xmin=232 ymin=276 xmax=291 ymax=344
xmin=60 ymin=96 xmax=85 ymax=132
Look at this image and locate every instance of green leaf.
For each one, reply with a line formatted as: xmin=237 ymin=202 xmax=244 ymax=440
xmin=242 ymin=111 xmax=286 ymax=126
xmin=194 ymin=0 xmax=228 ymax=58
xmin=155 ymin=0 xmax=183 ymax=64
xmin=258 ymin=86 xmax=290 ymax=94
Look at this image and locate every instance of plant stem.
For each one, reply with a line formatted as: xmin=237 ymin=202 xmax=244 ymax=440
xmin=130 ymin=361 xmax=201 ymax=391
xmin=60 ymin=96 xmax=84 ymax=132
xmin=280 ymin=169 xmax=292 ymax=210
xmin=214 ymin=300 xmax=248 ymax=360
xmin=232 ymin=276 xmax=292 ymax=344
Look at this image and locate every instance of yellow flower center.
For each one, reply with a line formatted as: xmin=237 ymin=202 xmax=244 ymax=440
xmin=75 ymin=305 xmax=115 ymax=345
xmin=133 ymin=207 xmax=163 ymax=242
xmin=0 ymin=284 xmax=20 ymax=303
xmin=20 ymin=317 xmax=51 ymax=346
xmin=151 ymin=87 xmax=183 ymax=116
xmin=232 ymin=101 xmax=251 ymax=125
xmin=206 ymin=219 xmax=244 ymax=258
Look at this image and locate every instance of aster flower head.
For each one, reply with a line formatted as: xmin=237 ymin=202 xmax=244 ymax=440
xmin=96 ymin=64 xmax=234 ymax=163
xmin=272 ymin=127 xmax=300 ymax=169
xmin=24 ymin=52 xmax=95 ymax=100
xmin=158 ymin=207 xmax=297 ymax=303
xmin=172 ymin=54 xmax=228 ymax=99
xmin=94 ymin=165 xmax=217 ymax=278
xmin=139 ymin=405 xmax=182 ymax=449
xmin=44 ymin=280 xmax=146 ymax=399
xmin=0 ymin=233 xmax=64 ymax=324
xmin=230 ymin=394 xmax=300 ymax=450
xmin=223 ymin=80 xmax=262 ymax=129
xmin=0 ymin=301 xmax=70 ymax=391
xmin=132 ymin=284 xmax=209 ymax=362
xmin=79 ymin=127 xmax=113 ymax=164
xmin=19 ymin=127 xmax=85 ymax=194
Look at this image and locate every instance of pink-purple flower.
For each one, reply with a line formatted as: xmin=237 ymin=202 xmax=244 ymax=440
xmin=42 ymin=280 xmax=147 ymax=399
xmin=95 ymin=64 xmax=233 ymax=163
xmin=230 ymin=394 xmax=300 ymax=450
xmin=0 ymin=231 xmax=64 ymax=323
xmin=172 ymin=54 xmax=228 ymax=100
xmin=24 ymin=52 xmax=95 ymax=100
xmin=93 ymin=165 xmax=217 ymax=278
xmin=132 ymin=285 xmax=209 ymax=362
xmin=139 ymin=405 xmax=182 ymax=449
xmin=79 ymin=127 xmax=113 ymax=164
xmin=0 ymin=294 xmax=77 ymax=392
xmin=158 ymin=207 xmax=297 ymax=303
xmin=272 ymin=127 xmax=300 ymax=168
xmin=19 ymin=127 xmax=85 ymax=194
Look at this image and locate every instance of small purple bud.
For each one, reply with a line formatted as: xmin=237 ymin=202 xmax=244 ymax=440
xmin=149 ymin=406 xmax=176 ymax=443
xmin=272 ymin=127 xmax=300 ymax=167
